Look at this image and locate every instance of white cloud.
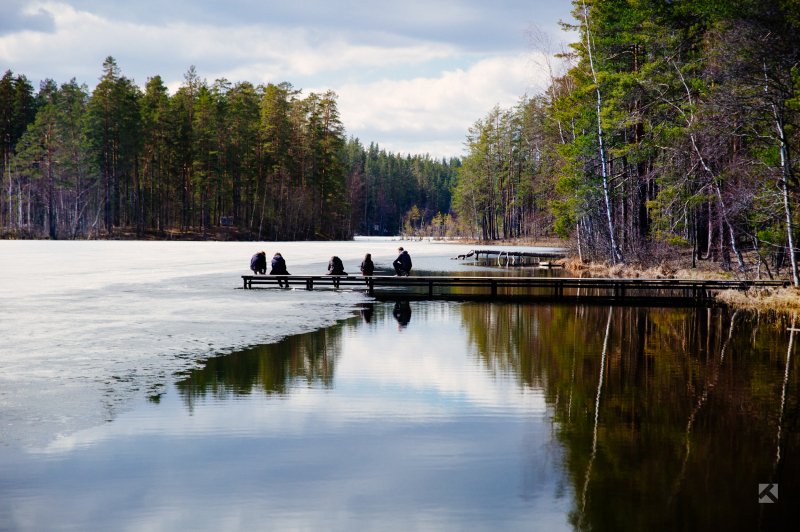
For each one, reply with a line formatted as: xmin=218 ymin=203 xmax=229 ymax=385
xmin=0 ymin=0 xmax=570 ymax=158
xmin=2 ymin=2 xmax=458 ymax=85
xmin=332 ymin=53 xmax=552 ymax=157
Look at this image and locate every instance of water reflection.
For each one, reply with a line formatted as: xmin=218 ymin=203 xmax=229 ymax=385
xmin=467 ymin=258 xmax=566 ymax=274
xmin=359 ymin=302 xmax=374 ymax=323
xmin=174 ymin=303 xmax=457 ymax=404
xmin=175 ymin=324 xmax=343 ymax=405
xmin=393 ymin=300 xmax=412 ymax=328
xmin=417 ymin=262 xmax=566 ymax=278
xmin=164 ymin=303 xmax=798 ymax=530
xmin=458 ymin=304 xmax=799 ymax=531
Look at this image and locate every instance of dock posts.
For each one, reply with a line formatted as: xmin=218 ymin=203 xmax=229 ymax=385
xmin=555 ymin=280 xmax=564 ymax=298
xmin=613 ymin=282 xmax=625 ymax=300
xmin=242 ymin=275 xmax=787 ymax=302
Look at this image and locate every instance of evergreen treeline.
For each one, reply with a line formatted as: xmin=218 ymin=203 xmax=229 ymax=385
xmin=344 ymin=139 xmax=459 ymax=237
xmin=453 ymin=0 xmax=800 ymax=279
xmin=452 ymin=99 xmax=559 ymax=241
xmin=0 ymin=57 xmax=457 ymax=240
xmin=9 ymin=0 xmax=798 ymax=272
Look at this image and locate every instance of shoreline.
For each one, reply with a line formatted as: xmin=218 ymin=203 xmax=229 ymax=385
xmin=559 ymin=255 xmax=800 ymax=312
xmin=5 ymin=233 xmax=799 ymax=311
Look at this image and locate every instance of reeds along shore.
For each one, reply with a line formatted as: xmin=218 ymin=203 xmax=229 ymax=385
xmin=561 ymin=256 xmax=800 ymax=312
xmin=713 ymin=287 xmax=800 ymax=312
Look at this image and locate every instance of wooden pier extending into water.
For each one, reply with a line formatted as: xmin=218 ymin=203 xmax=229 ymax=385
xmin=241 ymin=274 xmax=789 ymax=304
xmin=456 ymin=249 xmax=566 ymax=267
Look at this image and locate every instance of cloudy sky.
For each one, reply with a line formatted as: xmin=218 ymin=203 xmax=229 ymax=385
xmin=1 ymin=0 xmax=576 ymax=158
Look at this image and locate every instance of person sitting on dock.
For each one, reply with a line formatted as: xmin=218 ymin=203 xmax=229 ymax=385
xmin=250 ymin=250 xmax=267 ymax=275
xmin=270 ymin=252 xmax=290 ymax=288
xmin=327 ymin=256 xmax=347 ymax=288
xmin=360 ymin=253 xmax=374 ymax=276
xmin=393 ymin=247 xmax=412 ymax=276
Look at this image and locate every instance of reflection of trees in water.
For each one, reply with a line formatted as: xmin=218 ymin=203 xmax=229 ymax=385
xmin=459 ymin=303 xmax=800 ymax=531
xmin=175 ymin=323 xmax=346 ymax=408
xmin=175 ymin=302 xmax=446 ymax=409
xmin=174 ymin=301 xmax=798 ymax=528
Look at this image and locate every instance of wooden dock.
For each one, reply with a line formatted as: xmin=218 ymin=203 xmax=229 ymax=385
xmin=456 ymin=248 xmax=566 ymax=267
xmin=458 ymin=249 xmax=565 ymax=259
xmin=241 ymin=274 xmax=789 ymax=304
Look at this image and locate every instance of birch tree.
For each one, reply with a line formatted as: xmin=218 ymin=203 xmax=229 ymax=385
xmin=579 ymin=0 xmax=622 ymax=263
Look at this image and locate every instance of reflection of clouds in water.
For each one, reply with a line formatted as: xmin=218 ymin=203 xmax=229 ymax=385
xmin=18 ymin=301 xmax=568 ymax=531
xmin=11 ymin=304 xmax=786 ymax=532
xmin=39 ymin=302 xmax=547 ymax=455
xmin=340 ymin=302 xmax=547 ymax=415
xmin=0 ymin=239 xmax=496 ymax=448
xmin=24 ymin=385 xmax=569 ymax=531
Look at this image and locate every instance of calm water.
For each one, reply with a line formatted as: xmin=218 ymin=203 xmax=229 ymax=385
xmin=1 ymin=300 xmax=798 ymax=531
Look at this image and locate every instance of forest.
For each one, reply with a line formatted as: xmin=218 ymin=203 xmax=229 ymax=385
xmin=452 ymin=0 xmax=800 ymax=280
xmin=3 ymin=0 xmax=800 ymax=282
xmin=0 ymin=58 xmax=458 ymax=241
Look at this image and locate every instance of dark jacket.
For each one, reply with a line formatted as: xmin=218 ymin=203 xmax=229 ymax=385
xmin=394 ymin=250 xmax=412 ymax=272
xmin=360 ymin=258 xmax=374 ymax=276
xmin=327 ymin=256 xmax=347 ymax=275
xmin=270 ymin=255 xmax=289 ymax=275
xmin=250 ymin=252 xmax=267 ymax=274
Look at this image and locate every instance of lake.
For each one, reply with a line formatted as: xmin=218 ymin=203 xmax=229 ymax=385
xmin=0 ymin=240 xmax=797 ymax=531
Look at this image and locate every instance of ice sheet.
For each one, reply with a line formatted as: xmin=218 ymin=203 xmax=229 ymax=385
xmin=1 ymin=238 xmax=505 ymax=447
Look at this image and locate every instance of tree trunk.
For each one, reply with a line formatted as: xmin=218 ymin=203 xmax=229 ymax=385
xmin=581 ymin=0 xmax=622 ymax=264
xmin=673 ymin=60 xmax=745 ymax=272
xmin=766 ymin=60 xmax=799 ymax=285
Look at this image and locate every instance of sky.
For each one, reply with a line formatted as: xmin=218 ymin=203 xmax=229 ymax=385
xmin=0 ymin=0 xmax=577 ymax=159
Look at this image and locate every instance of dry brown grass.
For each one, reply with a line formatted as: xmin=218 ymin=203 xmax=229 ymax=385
xmin=562 ymin=257 xmax=732 ymax=280
xmin=563 ymin=255 xmax=800 ymax=311
xmin=715 ymin=286 xmax=800 ymax=311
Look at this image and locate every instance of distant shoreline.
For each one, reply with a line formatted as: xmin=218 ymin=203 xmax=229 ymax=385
xmin=1 ymin=229 xmax=569 ymax=247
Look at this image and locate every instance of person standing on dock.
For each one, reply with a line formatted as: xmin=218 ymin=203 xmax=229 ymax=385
xmin=393 ymin=247 xmax=412 ymax=276
xmin=250 ymin=250 xmax=267 ymax=275
xmin=270 ymin=252 xmax=290 ymax=288
xmin=360 ymin=253 xmax=374 ymax=276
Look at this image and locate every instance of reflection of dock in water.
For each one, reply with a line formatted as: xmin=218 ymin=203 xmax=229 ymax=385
xmin=456 ymin=249 xmax=566 ymax=267
xmin=241 ymin=274 xmax=789 ymax=305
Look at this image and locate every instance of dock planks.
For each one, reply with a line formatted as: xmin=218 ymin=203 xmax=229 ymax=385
xmin=241 ymin=274 xmax=789 ymax=304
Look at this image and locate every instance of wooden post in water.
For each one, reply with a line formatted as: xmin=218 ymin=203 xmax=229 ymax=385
xmin=613 ymin=282 xmax=624 ymax=300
